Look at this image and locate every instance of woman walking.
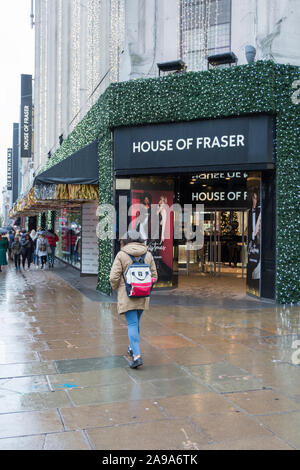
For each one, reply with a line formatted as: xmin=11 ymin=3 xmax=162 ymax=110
xmin=11 ymin=236 xmax=22 ymax=271
xmin=46 ymin=229 xmax=59 ymax=268
xmin=30 ymin=230 xmax=39 ymax=268
xmin=109 ymin=232 xmax=157 ymax=369
xmin=36 ymin=234 xmax=49 ymax=269
xmin=8 ymin=230 xmax=15 ymax=261
xmin=0 ymin=233 xmax=9 ymax=272
xmin=20 ymin=234 xmax=34 ymax=270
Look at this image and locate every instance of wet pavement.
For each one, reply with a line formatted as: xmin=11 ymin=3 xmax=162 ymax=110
xmin=0 ymin=262 xmax=299 ymax=450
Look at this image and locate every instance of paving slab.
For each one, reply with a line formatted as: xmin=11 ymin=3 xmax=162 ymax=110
xmin=67 ymin=382 xmax=160 ymax=406
xmin=224 ymin=389 xmax=300 ymax=415
xmin=190 ymin=411 xmax=272 ymax=443
xmin=0 ymin=435 xmax=45 ymax=450
xmin=150 ymin=377 xmax=211 ymax=397
xmin=0 ymin=352 xmax=40 ymax=365
xmin=43 ymin=431 xmax=91 ymax=450
xmin=125 ymin=364 xmax=190 ymax=383
xmin=0 ymin=389 xmax=72 ymax=413
xmin=201 ymin=435 xmax=294 ymax=450
xmin=165 ymin=346 xmax=222 ymax=366
xmin=156 ymin=393 xmax=237 ymax=417
xmin=146 ymin=335 xmax=196 ymax=349
xmin=0 ymin=410 xmax=63 ymax=439
xmin=0 ymin=362 xmax=56 ymax=379
xmin=186 ymin=361 xmax=250 ymax=383
xmin=0 ymin=376 xmax=50 ymax=394
xmin=86 ymin=419 xmax=209 ymax=450
xmin=257 ymin=411 xmax=300 ymax=449
xmin=40 ymin=346 xmax=111 ymax=362
xmin=61 ymin=399 xmax=166 ymax=430
xmin=54 ymin=356 xmax=128 ymax=374
xmin=48 ymin=368 xmax=133 ymax=390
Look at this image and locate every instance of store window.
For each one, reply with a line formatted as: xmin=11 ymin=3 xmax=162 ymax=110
xmin=180 ymin=0 xmax=231 ymax=71
xmin=55 ymin=207 xmax=82 ymax=269
xmin=130 ymin=177 xmax=175 ymax=288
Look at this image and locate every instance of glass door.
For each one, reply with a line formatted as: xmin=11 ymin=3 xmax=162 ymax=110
xmin=217 ymin=210 xmax=248 ymax=278
xmin=181 ymin=209 xmax=222 ymax=276
xmin=206 ymin=210 xmax=222 ymax=276
xmin=183 ymin=209 xmax=248 ymax=278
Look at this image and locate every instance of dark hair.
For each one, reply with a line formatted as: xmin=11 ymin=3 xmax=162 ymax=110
xmin=119 ymin=230 xmax=146 ymax=245
xmin=140 ymin=192 xmax=152 ymax=205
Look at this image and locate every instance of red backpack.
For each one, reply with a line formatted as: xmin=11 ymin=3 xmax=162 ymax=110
xmin=123 ymin=254 xmax=155 ymax=298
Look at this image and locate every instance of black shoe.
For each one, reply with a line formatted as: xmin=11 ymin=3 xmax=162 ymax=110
xmin=127 ymin=346 xmax=133 ymax=357
xmin=129 ymin=357 xmax=143 ymax=369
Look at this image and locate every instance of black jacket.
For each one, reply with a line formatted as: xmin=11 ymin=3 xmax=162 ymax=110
xmin=20 ymin=239 xmax=34 ymax=256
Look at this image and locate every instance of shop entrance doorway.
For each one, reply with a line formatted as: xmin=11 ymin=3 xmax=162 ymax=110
xmin=178 ymin=209 xmax=248 ymax=279
xmin=177 ymin=208 xmax=248 ymax=300
xmin=176 ymin=171 xmax=260 ymax=298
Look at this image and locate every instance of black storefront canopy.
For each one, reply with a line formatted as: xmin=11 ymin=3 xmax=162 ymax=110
xmin=34 ymin=140 xmax=98 ymax=185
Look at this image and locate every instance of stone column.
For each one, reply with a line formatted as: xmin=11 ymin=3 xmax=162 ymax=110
xmin=120 ymin=0 xmax=179 ymax=81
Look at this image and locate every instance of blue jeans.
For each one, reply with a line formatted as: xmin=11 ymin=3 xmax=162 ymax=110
xmin=33 ymin=252 xmax=39 ymax=265
xmin=125 ymin=310 xmax=143 ymax=357
xmin=48 ymin=246 xmax=56 ymax=265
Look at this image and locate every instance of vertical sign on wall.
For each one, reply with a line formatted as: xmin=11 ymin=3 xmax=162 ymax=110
xmin=20 ymin=74 xmax=32 ymax=158
xmin=12 ymin=123 xmax=19 ymax=203
xmin=7 ymin=149 xmax=13 ymax=190
xmin=81 ymin=202 xmax=99 ymax=275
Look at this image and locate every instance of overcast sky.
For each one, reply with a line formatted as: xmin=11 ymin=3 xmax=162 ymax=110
xmin=0 ymin=0 xmax=34 ymax=194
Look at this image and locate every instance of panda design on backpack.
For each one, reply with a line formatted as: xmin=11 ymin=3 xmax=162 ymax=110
xmin=123 ymin=254 xmax=154 ymax=298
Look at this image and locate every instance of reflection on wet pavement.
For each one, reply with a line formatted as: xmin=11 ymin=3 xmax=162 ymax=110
xmin=0 ymin=264 xmax=299 ymax=450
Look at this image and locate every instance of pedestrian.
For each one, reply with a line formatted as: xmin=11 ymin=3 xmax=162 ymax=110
xmin=74 ymin=230 xmax=81 ymax=265
xmin=30 ymin=230 xmax=39 ymax=268
xmin=36 ymin=234 xmax=49 ymax=269
xmin=109 ymin=231 xmax=158 ymax=369
xmin=20 ymin=234 xmax=34 ymax=270
xmin=8 ymin=230 xmax=15 ymax=260
xmin=0 ymin=233 xmax=9 ymax=272
xmin=46 ymin=229 xmax=59 ymax=268
xmin=11 ymin=235 xmax=22 ymax=271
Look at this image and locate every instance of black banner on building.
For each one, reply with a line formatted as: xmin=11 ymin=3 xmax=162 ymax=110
xmin=7 ymin=148 xmax=13 ymax=190
xmin=12 ymin=123 xmax=19 ymax=203
xmin=114 ymin=115 xmax=274 ymax=174
xmin=20 ymin=74 xmax=32 ymax=158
